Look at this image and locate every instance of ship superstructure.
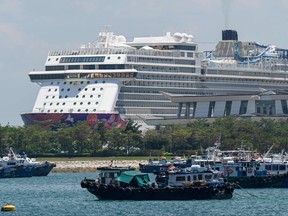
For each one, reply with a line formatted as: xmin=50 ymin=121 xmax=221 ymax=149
xmin=21 ymin=29 xmax=288 ymax=128
xmin=21 ymin=30 xmax=200 ymax=127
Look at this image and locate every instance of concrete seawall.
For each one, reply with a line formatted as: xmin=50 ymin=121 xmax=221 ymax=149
xmin=51 ymin=160 xmax=147 ymax=173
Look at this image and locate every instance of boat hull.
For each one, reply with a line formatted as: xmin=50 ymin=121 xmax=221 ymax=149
xmin=33 ymin=162 xmax=56 ymax=176
xmin=228 ymin=173 xmax=288 ymax=188
xmin=81 ymin=180 xmax=234 ymax=200
xmin=0 ymin=166 xmax=34 ymax=178
xmin=21 ymin=113 xmax=127 ymax=128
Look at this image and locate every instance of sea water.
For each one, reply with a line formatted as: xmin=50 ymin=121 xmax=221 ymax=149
xmin=0 ymin=172 xmax=288 ymax=216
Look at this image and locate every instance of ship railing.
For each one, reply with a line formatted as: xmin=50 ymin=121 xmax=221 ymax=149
xmin=48 ymin=48 xmax=181 ymax=58
xmin=207 ymin=62 xmax=278 ymax=72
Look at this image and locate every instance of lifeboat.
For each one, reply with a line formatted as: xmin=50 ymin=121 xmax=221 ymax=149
xmin=1 ymin=203 xmax=16 ymax=211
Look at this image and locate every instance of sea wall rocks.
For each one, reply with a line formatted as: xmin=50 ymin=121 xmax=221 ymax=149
xmin=51 ymin=160 xmax=147 ymax=173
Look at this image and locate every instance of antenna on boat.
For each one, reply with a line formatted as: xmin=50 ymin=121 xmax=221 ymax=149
xmin=263 ymin=144 xmax=274 ymax=158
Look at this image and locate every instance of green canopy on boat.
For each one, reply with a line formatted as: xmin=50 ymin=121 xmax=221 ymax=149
xmin=116 ymin=171 xmax=150 ymax=187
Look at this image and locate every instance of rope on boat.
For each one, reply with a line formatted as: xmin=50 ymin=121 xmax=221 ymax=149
xmin=235 ymin=184 xmax=258 ymax=198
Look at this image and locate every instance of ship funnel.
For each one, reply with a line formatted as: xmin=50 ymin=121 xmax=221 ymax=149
xmin=222 ymin=30 xmax=238 ymax=41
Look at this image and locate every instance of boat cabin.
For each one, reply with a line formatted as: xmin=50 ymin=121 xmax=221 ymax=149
xmin=97 ymin=166 xmax=135 ymax=185
xmin=166 ymin=165 xmax=223 ymax=187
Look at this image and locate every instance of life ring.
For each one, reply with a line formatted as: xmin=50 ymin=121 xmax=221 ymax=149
xmin=108 ymin=184 xmax=115 ymax=191
xmin=119 ymin=187 xmax=125 ymax=193
xmin=165 ymin=187 xmax=172 ymax=193
xmin=100 ymin=184 xmax=107 ymax=191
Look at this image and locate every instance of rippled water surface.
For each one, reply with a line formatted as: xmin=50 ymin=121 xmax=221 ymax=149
xmin=0 ymin=172 xmax=288 ymax=216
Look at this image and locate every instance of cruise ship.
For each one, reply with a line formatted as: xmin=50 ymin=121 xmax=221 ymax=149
xmin=21 ymin=29 xmax=288 ymax=128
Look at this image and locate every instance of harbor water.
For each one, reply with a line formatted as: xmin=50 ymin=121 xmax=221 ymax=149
xmin=1 ymin=172 xmax=288 ymax=216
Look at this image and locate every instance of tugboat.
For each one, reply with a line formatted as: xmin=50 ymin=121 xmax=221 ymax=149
xmin=0 ymin=148 xmax=56 ymax=178
xmin=81 ymin=165 xmax=234 ymax=200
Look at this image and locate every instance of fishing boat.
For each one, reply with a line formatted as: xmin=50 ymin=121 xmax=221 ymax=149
xmin=0 ymin=148 xmax=56 ymax=178
xmin=190 ymin=142 xmax=288 ymax=188
xmin=80 ymin=165 xmax=234 ymax=200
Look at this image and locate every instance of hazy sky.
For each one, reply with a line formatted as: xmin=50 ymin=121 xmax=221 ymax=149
xmin=1 ymin=0 xmax=288 ymax=126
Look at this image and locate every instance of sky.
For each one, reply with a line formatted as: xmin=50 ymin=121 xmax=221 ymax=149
xmin=1 ymin=0 xmax=288 ymax=126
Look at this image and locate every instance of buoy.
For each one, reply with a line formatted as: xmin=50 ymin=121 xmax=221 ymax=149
xmin=1 ymin=203 xmax=16 ymax=211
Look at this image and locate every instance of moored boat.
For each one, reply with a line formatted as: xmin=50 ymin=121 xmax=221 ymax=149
xmin=81 ymin=165 xmax=234 ymax=200
xmin=139 ymin=157 xmax=193 ymax=174
xmin=191 ymin=142 xmax=288 ymax=188
xmin=0 ymin=148 xmax=56 ymax=178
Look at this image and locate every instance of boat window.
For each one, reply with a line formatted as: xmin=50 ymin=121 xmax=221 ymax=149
xmin=265 ymin=165 xmax=271 ymax=170
xmin=272 ymin=165 xmax=278 ymax=170
xmin=205 ymin=175 xmax=212 ymax=180
xmin=279 ymin=165 xmax=286 ymax=170
xmin=187 ymin=176 xmax=191 ymax=181
xmin=176 ymin=176 xmax=185 ymax=181
xmin=198 ymin=175 xmax=203 ymax=180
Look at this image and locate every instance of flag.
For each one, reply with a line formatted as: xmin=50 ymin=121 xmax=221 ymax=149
xmin=168 ymin=164 xmax=175 ymax=170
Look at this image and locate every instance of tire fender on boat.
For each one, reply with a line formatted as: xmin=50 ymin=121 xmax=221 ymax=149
xmin=125 ymin=188 xmax=132 ymax=195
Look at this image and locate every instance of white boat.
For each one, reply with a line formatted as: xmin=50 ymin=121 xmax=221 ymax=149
xmin=21 ymin=29 xmax=288 ymax=128
xmin=0 ymin=148 xmax=56 ymax=178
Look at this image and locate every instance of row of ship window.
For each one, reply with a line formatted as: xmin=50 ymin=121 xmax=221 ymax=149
xmin=47 ymin=87 xmax=103 ymax=92
xmin=31 ymin=71 xmax=136 ymax=80
xmin=47 ymin=56 xmax=106 ymax=63
xmin=43 ymin=101 xmax=99 ymax=106
xmin=135 ymin=66 xmax=196 ymax=73
xmin=209 ymin=69 xmax=288 ymax=79
xmin=127 ymin=79 xmax=288 ymax=87
xmin=120 ymin=88 xmax=213 ymax=96
xmin=45 ymin=94 xmax=102 ymax=99
xmin=42 ymin=109 xmax=98 ymax=113
xmin=45 ymin=64 xmax=125 ymax=71
xmin=127 ymin=56 xmax=195 ymax=65
xmin=137 ymin=73 xmax=288 ymax=84
xmin=117 ymin=102 xmax=176 ymax=108
xmin=49 ymin=80 xmax=105 ymax=85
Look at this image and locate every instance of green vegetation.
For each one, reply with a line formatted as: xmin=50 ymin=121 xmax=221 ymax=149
xmin=1 ymin=117 xmax=288 ymax=157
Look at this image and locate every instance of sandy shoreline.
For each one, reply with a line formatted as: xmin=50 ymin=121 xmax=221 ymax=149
xmin=51 ymin=160 xmax=147 ymax=173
